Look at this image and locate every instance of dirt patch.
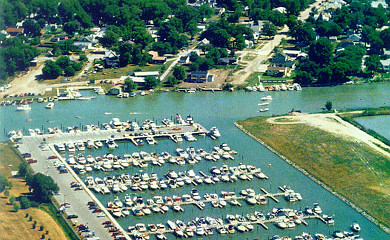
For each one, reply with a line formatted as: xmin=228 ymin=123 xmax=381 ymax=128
xmin=0 ymin=179 xmax=67 ymax=240
xmin=178 ymin=69 xmax=230 ymax=89
xmin=268 ymin=113 xmax=390 ymax=158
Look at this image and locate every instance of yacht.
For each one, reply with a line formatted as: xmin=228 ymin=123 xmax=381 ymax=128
xmin=16 ymin=104 xmax=31 ymax=111
xmin=209 ymin=127 xmax=221 ymax=138
xmin=106 ymin=139 xmax=118 ymax=149
xmin=46 ymin=102 xmax=54 ymax=109
xmin=261 ymin=95 xmax=273 ymax=101
xmin=183 ymin=132 xmax=196 ymax=142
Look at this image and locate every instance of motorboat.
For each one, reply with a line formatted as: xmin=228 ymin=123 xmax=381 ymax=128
xmin=351 ymin=222 xmax=361 ymax=232
xmin=46 ymin=102 xmax=54 ymax=109
xmin=106 ymin=139 xmax=118 ymax=149
xmin=261 ymin=95 xmax=273 ymax=101
xmin=209 ymin=127 xmax=221 ymax=138
xmin=16 ymin=104 xmax=31 ymax=111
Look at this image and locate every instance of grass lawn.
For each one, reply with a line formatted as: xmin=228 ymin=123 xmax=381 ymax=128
xmin=0 ymin=142 xmax=72 ymax=240
xmin=245 ymin=72 xmax=293 ymax=86
xmin=236 ymin=116 xmax=390 ymax=229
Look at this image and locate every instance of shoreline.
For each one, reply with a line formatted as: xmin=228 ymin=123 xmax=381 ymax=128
xmin=234 ymin=122 xmax=390 ymax=234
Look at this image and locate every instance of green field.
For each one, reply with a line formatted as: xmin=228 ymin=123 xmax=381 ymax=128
xmin=236 ymin=116 xmax=390 ymax=230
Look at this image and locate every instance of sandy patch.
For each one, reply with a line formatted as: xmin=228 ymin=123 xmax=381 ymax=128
xmin=268 ymin=112 xmax=390 ymax=158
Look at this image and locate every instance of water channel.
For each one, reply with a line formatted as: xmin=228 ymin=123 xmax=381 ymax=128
xmin=1 ymin=82 xmax=389 ymax=239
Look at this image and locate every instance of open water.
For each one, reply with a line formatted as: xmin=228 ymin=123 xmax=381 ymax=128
xmin=1 ymin=82 xmax=389 ymax=239
xmin=356 ymin=115 xmax=390 ymax=140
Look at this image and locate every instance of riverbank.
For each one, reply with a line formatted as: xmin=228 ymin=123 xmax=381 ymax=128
xmin=235 ymin=113 xmax=390 ymax=233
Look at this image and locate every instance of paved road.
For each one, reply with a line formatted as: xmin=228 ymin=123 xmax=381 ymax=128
xmin=17 ymin=136 xmax=128 ymax=240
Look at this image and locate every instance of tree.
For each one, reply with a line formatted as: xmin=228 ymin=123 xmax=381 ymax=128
xmin=0 ymin=174 xmax=11 ymax=192
xmin=99 ymin=30 xmax=118 ymax=48
xmin=167 ymin=76 xmax=178 ymax=87
xmin=365 ymin=55 xmax=382 ymax=73
xmin=20 ymin=196 xmax=31 ymax=209
xmin=262 ymin=22 xmax=277 ymax=37
xmin=325 ymin=101 xmax=333 ymax=111
xmin=79 ymin=55 xmax=88 ymax=62
xmin=55 ymin=56 xmax=71 ymax=69
xmin=18 ymin=162 xmax=29 ymax=177
xmin=173 ymin=66 xmax=186 ymax=81
xmin=64 ymin=66 xmax=75 ymax=77
xmin=309 ymin=38 xmax=333 ymax=66
xmin=4 ymin=189 xmax=9 ymax=197
xmin=144 ymin=76 xmax=159 ymax=89
xmin=294 ymin=71 xmax=314 ymax=86
xmin=63 ymin=21 xmax=80 ymax=36
xmin=124 ymin=78 xmax=137 ymax=92
xmin=13 ymin=202 xmax=20 ymax=212
xmin=26 ymin=173 xmax=59 ymax=203
xmin=9 ymin=195 xmax=16 ymax=205
xmin=23 ymin=19 xmax=41 ymax=37
xmin=73 ymin=62 xmax=82 ymax=71
xmin=42 ymin=61 xmax=62 ymax=79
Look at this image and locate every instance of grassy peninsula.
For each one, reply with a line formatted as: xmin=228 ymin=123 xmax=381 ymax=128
xmin=236 ymin=112 xmax=390 ymax=231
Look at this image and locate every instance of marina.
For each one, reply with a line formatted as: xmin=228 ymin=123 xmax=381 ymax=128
xmin=3 ymin=84 xmax=390 ymax=240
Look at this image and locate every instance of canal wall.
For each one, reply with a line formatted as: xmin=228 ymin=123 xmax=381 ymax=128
xmin=234 ymin=122 xmax=390 ymax=234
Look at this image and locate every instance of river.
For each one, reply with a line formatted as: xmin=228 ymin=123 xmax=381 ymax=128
xmin=355 ymin=115 xmax=390 ymax=140
xmin=1 ymin=82 xmax=389 ymax=239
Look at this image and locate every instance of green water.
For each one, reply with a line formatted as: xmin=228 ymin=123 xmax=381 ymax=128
xmin=1 ymin=83 xmax=390 ymax=239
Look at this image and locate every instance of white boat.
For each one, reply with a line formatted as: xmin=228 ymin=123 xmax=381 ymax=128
xmin=106 ymin=139 xmax=118 ymax=149
xmin=261 ymin=95 xmax=272 ymax=101
xmin=351 ymin=222 xmax=361 ymax=232
xmin=16 ymin=104 xmax=31 ymax=111
xmin=46 ymin=102 xmax=54 ymax=109
xmin=95 ymin=141 xmax=103 ymax=148
xmin=293 ymin=83 xmax=302 ymax=91
xmin=123 ymin=92 xmax=129 ymax=98
xmin=259 ymin=108 xmax=269 ymax=112
xmin=209 ymin=127 xmax=221 ymax=138
xmin=258 ymin=102 xmax=269 ymax=106
xmin=183 ymin=132 xmax=196 ymax=142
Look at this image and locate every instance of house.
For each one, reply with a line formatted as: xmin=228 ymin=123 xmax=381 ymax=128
xmin=347 ymin=34 xmax=362 ymax=42
xmin=380 ymin=59 xmax=390 ymax=71
xmin=133 ymin=71 xmax=159 ymax=78
xmin=119 ymin=76 xmax=146 ymax=87
xmin=6 ymin=28 xmax=24 ymax=36
xmin=187 ymin=50 xmax=201 ymax=57
xmin=103 ymin=51 xmax=119 ymax=68
xmin=265 ymin=66 xmax=291 ymax=77
xmin=282 ymin=50 xmax=302 ymax=59
xmin=179 ymin=56 xmax=190 ymax=64
xmin=218 ymin=57 xmax=237 ymax=65
xmin=186 ymin=71 xmax=214 ymax=83
xmin=108 ymin=86 xmax=122 ymax=95
xmin=74 ymin=37 xmax=94 ymax=50
xmin=148 ymin=51 xmax=167 ymax=64
xmin=371 ymin=0 xmax=388 ymax=8
xmin=238 ymin=16 xmax=250 ymax=23
xmin=272 ymin=7 xmax=286 ymax=14
xmin=270 ymin=52 xmax=295 ymax=68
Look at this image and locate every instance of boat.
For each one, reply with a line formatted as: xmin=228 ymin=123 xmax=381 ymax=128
xmin=351 ymin=222 xmax=361 ymax=232
xmin=123 ymin=92 xmax=129 ymax=98
xmin=261 ymin=95 xmax=273 ymax=101
xmin=293 ymin=83 xmax=302 ymax=91
xmin=46 ymin=102 xmax=54 ymax=109
xmin=209 ymin=127 xmax=221 ymax=138
xmin=106 ymin=139 xmax=118 ymax=149
xmin=259 ymin=108 xmax=269 ymax=112
xmin=16 ymin=104 xmax=31 ymax=111
xmin=258 ymin=102 xmax=269 ymax=106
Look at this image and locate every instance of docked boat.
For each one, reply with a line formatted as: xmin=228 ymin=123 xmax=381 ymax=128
xmin=16 ymin=104 xmax=31 ymax=111
xmin=293 ymin=83 xmax=302 ymax=91
xmin=209 ymin=127 xmax=221 ymax=138
xmin=106 ymin=139 xmax=118 ymax=149
xmin=46 ymin=102 xmax=54 ymax=109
